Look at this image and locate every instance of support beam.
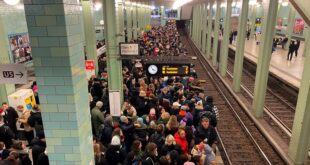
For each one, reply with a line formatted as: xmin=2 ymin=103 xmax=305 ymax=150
xmin=132 ymin=3 xmax=138 ymax=39
xmin=202 ymin=3 xmax=208 ymax=54
xmin=250 ymin=5 xmax=257 ymax=38
xmin=252 ymin=0 xmax=278 ymax=117
xmin=220 ymin=0 xmax=233 ymax=77
xmin=116 ymin=1 xmax=125 ymax=43
xmin=232 ymin=0 xmax=249 ymax=92
xmin=126 ymin=4 xmax=133 ymax=41
xmin=288 ymin=33 xmax=310 ymax=164
xmin=212 ymin=0 xmax=221 ymax=66
xmin=82 ymin=0 xmax=98 ymax=74
xmin=103 ymin=0 xmax=123 ymax=115
xmin=206 ymin=1 xmax=213 ymax=58
xmin=285 ymin=5 xmax=296 ymax=50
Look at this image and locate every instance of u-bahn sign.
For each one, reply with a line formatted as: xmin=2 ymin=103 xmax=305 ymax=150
xmin=0 ymin=64 xmax=27 ymax=84
xmin=120 ymin=43 xmax=139 ymax=56
xmin=146 ymin=63 xmax=190 ymax=76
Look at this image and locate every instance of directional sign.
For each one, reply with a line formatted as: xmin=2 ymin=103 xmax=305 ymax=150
xmin=0 ymin=64 xmax=27 ymax=84
xmin=146 ymin=63 xmax=191 ymax=76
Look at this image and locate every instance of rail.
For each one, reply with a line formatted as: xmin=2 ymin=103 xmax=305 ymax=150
xmin=185 ymin=33 xmax=273 ymax=165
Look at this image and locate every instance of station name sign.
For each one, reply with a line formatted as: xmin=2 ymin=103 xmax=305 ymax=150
xmin=146 ymin=63 xmax=190 ymax=76
xmin=120 ymin=43 xmax=139 ymax=56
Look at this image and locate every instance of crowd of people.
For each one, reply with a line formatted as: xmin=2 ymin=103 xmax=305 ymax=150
xmin=0 ymin=102 xmax=47 ymax=165
xmin=90 ymin=22 xmax=219 ymax=165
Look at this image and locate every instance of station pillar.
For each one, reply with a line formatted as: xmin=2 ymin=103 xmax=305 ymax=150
xmin=202 ymin=3 xmax=207 ymax=54
xmin=232 ymin=0 xmax=249 ymax=92
xmin=252 ymin=0 xmax=278 ymax=117
xmin=160 ymin=6 xmax=165 ymax=26
xmin=24 ymin=0 xmax=94 ymax=164
xmin=103 ymin=0 xmax=124 ymax=115
xmin=126 ymin=3 xmax=133 ymax=41
xmin=132 ymin=3 xmax=138 ymax=40
xmin=212 ymin=0 xmax=221 ymax=66
xmin=219 ymin=0 xmax=233 ymax=77
xmin=288 ymin=42 xmax=310 ymax=164
xmin=116 ymin=1 xmax=125 ymax=43
xmin=285 ymin=4 xmax=296 ymax=50
xmin=249 ymin=4 xmax=257 ymax=38
xmin=0 ymin=16 xmax=15 ymax=103
xmin=192 ymin=6 xmax=197 ymax=43
xmin=206 ymin=1 xmax=213 ymax=58
xmin=197 ymin=4 xmax=202 ymax=49
xmin=82 ymin=0 xmax=98 ymax=74
xmin=303 ymin=26 xmax=309 ymax=57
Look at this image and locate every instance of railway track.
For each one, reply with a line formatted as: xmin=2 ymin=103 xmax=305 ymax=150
xmin=181 ymin=31 xmax=285 ymax=164
xmin=226 ymin=51 xmax=296 ymax=144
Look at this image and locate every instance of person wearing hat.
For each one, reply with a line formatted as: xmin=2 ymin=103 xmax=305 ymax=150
xmin=134 ymin=117 xmax=148 ymax=149
xmin=193 ymin=100 xmax=204 ymax=127
xmin=91 ymin=101 xmax=105 ymax=137
xmin=194 ymin=117 xmax=217 ymax=146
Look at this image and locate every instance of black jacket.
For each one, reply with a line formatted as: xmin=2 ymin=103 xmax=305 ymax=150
xmin=0 ymin=124 xmax=14 ymax=149
xmin=3 ymin=107 xmax=18 ymax=134
xmin=28 ymin=111 xmax=43 ymax=133
xmin=149 ymin=133 xmax=164 ymax=151
xmin=105 ymin=145 xmax=126 ymax=165
xmin=194 ymin=125 xmax=217 ymax=146
xmin=160 ymin=144 xmax=182 ymax=156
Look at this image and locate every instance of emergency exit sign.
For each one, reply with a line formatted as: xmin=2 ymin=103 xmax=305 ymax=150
xmin=0 ymin=64 xmax=27 ymax=84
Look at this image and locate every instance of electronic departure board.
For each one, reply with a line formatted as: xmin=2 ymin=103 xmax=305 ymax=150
xmin=146 ymin=63 xmax=190 ymax=76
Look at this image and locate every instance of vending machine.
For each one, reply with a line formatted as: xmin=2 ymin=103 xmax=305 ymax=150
xmin=8 ymin=89 xmax=36 ymax=110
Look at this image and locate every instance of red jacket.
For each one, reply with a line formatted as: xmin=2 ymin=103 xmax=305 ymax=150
xmin=174 ymin=132 xmax=188 ymax=154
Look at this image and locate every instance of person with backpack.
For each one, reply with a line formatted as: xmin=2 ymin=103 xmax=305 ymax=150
xmin=99 ymin=115 xmax=113 ymax=146
xmin=27 ymin=105 xmax=43 ymax=138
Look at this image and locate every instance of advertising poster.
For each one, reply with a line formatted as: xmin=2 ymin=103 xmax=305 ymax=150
xmin=293 ymin=19 xmax=304 ymax=35
xmin=8 ymin=33 xmax=32 ymax=64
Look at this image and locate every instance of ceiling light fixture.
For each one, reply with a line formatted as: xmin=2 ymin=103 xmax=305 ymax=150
xmin=94 ymin=2 xmax=102 ymax=11
xmin=4 ymin=0 xmax=20 ymax=6
xmin=282 ymin=2 xmax=289 ymax=6
xmin=172 ymin=0 xmax=192 ymax=10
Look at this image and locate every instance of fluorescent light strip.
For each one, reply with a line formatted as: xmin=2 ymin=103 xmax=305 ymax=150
xmin=172 ymin=0 xmax=192 ymax=9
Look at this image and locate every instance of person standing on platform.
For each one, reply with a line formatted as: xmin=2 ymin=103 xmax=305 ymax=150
xmin=256 ymin=32 xmax=261 ymax=45
xmin=229 ymin=32 xmax=233 ymax=45
xmin=1 ymin=103 xmax=18 ymax=138
xmin=294 ymin=40 xmax=300 ymax=57
xmin=287 ymin=41 xmax=295 ymax=61
xmin=246 ymin=29 xmax=250 ymax=40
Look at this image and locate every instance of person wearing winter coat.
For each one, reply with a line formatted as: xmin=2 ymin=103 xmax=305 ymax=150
xmin=31 ymin=131 xmax=46 ymax=165
xmin=2 ymin=103 xmax=18 ymax=137
xmin=174 ymin=128 xmax=188 ymax=154
xmin=194 ymin=117 xmax=217 ymax=146
xmin=105 ymin=136 xmax=127 ymax=165
xmin=119 ymin=116 xmax=135 ymax=152
xmin=142 ymin=142 xmax=158 ymax=165
xmin=99 ymin=115 xmax=113 ymax=146
xmin=161 ymin=135 xmax=182 ymax=156
xmin=133 ymin=118 xmax=148 ymax=149
xmin=91 ymin=101 xmax=105 ymax=137
xmin=0 ymin=115 xmax=14 ymax=150
xmin=27 ymin=105 xmax=44 ymax=136
xmin=149 ymin=124 xmax=165 ymax=151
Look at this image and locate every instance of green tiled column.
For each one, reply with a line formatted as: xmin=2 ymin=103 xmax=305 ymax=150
xmin=206 ymin=1 xmax=213 ymax=58
xmin=192 ymin=6 xmax=196 ymax=41
xmin=116 ymin=2 xmax=125 ymax=43
xmin=160 ymin=6 xmax=165 ymax=26
xmin=24 ymin=1 xmax=94 ymax=164
xmin=220 ymin=0 xmax=233 ymax=77
xmin=202 ymin=3 xmax=207 ymax=54
xmin=285 ymin=5 xmax=296 ymax=50
xmin=189 ymin=20 xmax=192 ymax=37
xmin=303 ymin=26 xmax=309 ymax=57
xmin=0 ymin=16 xmax=15 ymax=103
xmin=250 ymin=5 xmax=257 ymax=38
xmin=137 ymin=4 xmax=142 ymax=35
xmin=132 ymin=3 xmax=138 ymax=39
xmin=197 ymin=4 xmax=202 ymax=49
xmin=82 ymin=0 xmax=98 ymax=74
xmin=288 ymin=42 xmax=310 ymax=164
xmin=126 ymin=4 xmax=133 ymax=41
xmin=232 ymin=0 xmax=249 ymax=92
xmin=252 ymin=0 xmax=278 ymax=117
xmin=103 ymin=0 xmax=123 ymax=115
xmin=212 ymin=1 xmax=221 ymax=66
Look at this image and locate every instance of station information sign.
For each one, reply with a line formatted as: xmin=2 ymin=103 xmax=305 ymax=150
xmin=146 ymin=63 xmax=190 ymax=76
